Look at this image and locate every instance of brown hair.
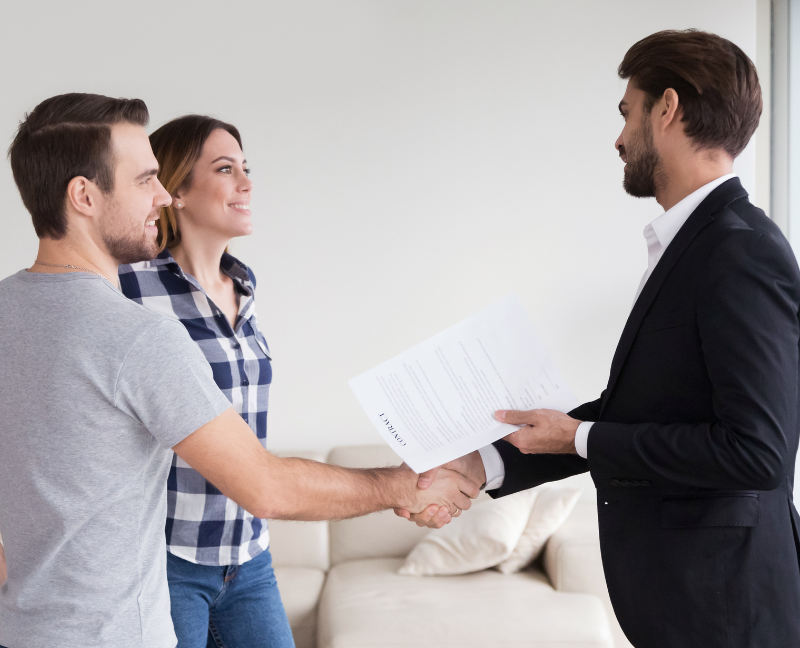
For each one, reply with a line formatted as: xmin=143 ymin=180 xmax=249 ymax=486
xmin=8 ymin=93 xmax=149 ymax=239
xmin=618 ymin=29 xmax=762 ymax=158
xmin=148 ymin=115 xmax=242 ymax=252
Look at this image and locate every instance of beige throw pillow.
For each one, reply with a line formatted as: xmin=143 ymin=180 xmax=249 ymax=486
xmin=496 ymin=486 xmax=583 ymax=574
xmin=398 ymin=489 xmax=538 ymax=576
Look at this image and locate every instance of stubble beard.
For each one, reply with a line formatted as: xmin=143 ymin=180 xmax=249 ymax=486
xmin=622 ymin=114 xmax=666 ymax=199
xmin=101 ymin=199 xmax=160 ymax=265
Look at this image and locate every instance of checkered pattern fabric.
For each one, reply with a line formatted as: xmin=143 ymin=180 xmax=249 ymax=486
xmin=119 ymin=250 xmax=272 ymax=566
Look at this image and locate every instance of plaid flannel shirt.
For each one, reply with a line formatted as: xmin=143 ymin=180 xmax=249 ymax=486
xmin=119 ymin=250 xmax=272 ymax=566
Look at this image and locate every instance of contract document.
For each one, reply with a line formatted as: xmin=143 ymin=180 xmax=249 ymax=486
xmin=349 ymin=295 xmax=579 ymax=473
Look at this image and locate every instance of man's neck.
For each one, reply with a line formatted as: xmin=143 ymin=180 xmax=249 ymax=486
xmin=29 ymin=238 xmax=119 ymax=287
xmin=655 ymin=150 xmax=734 ymax=212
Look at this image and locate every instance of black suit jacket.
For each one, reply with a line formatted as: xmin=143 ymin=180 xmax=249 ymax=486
xmin=490 ymin=178 xmax=800 ymax=648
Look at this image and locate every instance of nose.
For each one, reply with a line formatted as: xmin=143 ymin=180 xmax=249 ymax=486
xmin=615 ymin=131 xmax=624 ymax=154
xmin=238 ymin=170 xmax=253 ymax=194
xmin=154 ymin=178 xmax=172 ymax=208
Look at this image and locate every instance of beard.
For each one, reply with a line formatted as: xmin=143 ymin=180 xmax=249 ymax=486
xmin=621 ymin=115 xmax=665 ymax=199
xmin=100 ymin=200 xmax=160 ymax=265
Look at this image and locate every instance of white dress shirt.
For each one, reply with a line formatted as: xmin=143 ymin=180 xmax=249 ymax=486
xmin=480 ymin=173 xmax=737 ymax=489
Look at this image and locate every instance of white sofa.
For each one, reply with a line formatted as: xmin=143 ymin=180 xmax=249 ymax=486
xmin=270 ymin=445 xmax=633 ymax=648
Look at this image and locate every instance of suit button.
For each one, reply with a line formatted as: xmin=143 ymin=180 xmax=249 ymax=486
xmin=620 ymin=480 xmax=632 ymax=487
xmin=630 ymin=480 xmax=642 ymax=487
xmin=611 ymin=479 xmax=622 ymax=487
xmin=641 ymin=480 xmax=651 ymax=487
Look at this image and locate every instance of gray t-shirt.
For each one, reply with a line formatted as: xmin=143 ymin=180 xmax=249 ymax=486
xmin=0 ymin=270 xmax=232 ymax=648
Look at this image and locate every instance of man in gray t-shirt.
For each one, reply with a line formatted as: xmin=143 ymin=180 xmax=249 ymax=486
xmin=0 ymin=271 xmax=232 ymax=647
xmin=0 ymin=95 xmax=478 ymax=648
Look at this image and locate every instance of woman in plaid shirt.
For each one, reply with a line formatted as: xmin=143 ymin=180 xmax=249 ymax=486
xmin=119 ymin=115 xmax=292 ymax=648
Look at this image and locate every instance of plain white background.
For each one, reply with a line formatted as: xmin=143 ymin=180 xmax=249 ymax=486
xmin=0 ymin=0 xmax=762 ymax=452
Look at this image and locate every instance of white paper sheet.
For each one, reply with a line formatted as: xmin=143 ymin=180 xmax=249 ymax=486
xmin=348 ymin=295 xmax=579 ymax=472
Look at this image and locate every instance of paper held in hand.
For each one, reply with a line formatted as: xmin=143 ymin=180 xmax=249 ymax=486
xmin=348 ymin=295 xmax=579 ymax=473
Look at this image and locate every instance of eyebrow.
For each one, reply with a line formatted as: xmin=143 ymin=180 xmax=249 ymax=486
xmin=210 ymin=156 xmax=248 ymax=165
xmin=136 ymin=168 xmax=159 ymax=181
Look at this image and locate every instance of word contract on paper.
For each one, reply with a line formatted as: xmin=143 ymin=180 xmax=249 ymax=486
xmin=349 ymin=295 xmax=579 ymax=473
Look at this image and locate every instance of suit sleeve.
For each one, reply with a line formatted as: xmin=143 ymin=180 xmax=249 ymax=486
xmin=588 ymin=229 xmax=800 ymax=491
xmin=487 ymin=440 xmax=589 ymax=498
xmin=569 ymin=393 xmax=605 ymax=422
xmin=485 ymin=395 xmax=603 ymax=498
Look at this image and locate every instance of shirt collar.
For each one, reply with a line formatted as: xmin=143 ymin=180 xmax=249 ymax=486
xmin=148 ymin=248 xmax=254 ymax=294
xmin=647 ymin=173 xmax=737 ymax=251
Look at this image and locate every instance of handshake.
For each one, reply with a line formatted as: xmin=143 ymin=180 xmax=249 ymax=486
xmin=393 ymin=408 xmax=583 ymax=529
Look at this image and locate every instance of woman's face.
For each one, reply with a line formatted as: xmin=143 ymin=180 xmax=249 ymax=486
xmin=174 ymin=128 xmax=253 ymax=242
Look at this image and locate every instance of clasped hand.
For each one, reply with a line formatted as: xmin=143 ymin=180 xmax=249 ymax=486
xmin=399 ymin=463 xmax=480 ymax=520
xmin=395 ymin=408 xmax=582 ymax=528
xmin=394 ymin=450 xmax=487 ymax=529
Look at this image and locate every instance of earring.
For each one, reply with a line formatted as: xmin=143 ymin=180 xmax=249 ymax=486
xmin=176 ymin=203 xmax=182 ymax=208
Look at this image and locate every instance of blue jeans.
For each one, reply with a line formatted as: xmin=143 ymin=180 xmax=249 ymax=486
xmin=167 ymin=548 xmax=295 ymax=648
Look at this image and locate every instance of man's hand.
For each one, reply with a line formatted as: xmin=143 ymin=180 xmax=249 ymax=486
xmin=496 ymin=408 xmax=581 ymax=454
xmin=401 ymin=464 xmax=479 ymax=518
xmin=415 ymin=451 xmax=487 ymax=491
xmin=394 ymin=451 xmax=487 ymax=528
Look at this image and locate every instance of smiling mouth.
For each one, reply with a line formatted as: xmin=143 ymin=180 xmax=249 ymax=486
xmin=230 ymin=203 xmax=251 ymax=213
xmin=145 ymin=216 xmax=160 ymax=227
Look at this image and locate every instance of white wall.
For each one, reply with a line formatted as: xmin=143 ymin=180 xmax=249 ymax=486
xmin=0 ymin=0 xmax=761 ymax=452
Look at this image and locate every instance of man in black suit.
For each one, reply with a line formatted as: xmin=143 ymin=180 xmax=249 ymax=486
xmin=399 ymin=30 xmax=800 ymax=647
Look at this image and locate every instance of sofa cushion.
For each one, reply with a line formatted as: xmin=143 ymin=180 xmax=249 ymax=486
xmin=328 ymin=445 xmax=434 ymax=564
xmin=325 ymin=446 xmax=595 ymax=566
xmin=273 ymin=566 xmax=326 ymax=648
xmin=270 ymin=450 xmax=330 ymax=571
xmin=317 ymin=558 xmax=612 ymax=648
xmin=270 ymin=519 xmax=330 ymax=571
xmin=399 ymin=489 xmax=538 ymax=576
xmin=497 ymin=486 xmax=583 ymax=574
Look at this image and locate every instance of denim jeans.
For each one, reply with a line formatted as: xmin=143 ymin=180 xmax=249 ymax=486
xmin=167 ymin=548 xmax=295 ymax=648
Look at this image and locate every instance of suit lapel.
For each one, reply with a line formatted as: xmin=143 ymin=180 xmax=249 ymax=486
xmin=599 ymin=178 xmax=749 ymax=418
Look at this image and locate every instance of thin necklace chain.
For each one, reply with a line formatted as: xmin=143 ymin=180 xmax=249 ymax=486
xmin=33 ymin=260 xmax=109 ymax=282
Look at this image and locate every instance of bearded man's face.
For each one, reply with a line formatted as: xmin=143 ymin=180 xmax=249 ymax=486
xmin=616 ymin=83 xmax=666 ymax=199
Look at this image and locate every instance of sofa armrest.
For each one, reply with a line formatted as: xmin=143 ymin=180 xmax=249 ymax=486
xmin=542 ymin=499 xmax=603 ymax=592
xmin=543 ymin=498 xmax=634 ymax=648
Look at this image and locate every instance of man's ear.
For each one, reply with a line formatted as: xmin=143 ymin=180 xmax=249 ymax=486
xmin=65 ymin=176 xmax=101 ymax=218
xmin=659 ymin=88 xmax=681 ymax=131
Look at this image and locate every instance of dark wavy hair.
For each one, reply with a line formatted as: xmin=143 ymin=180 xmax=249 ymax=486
xmin=9 ymin=93 xmax=149 ymax=239
xmin=618 ymin=29 xmax=762 ymax=158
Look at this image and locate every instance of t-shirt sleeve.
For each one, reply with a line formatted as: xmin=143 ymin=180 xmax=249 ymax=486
xmin=114 ymin=318 xmax=233 ymax=448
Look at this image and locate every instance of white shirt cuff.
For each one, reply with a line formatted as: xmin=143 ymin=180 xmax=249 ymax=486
xmin=478 ymin=444 xmax=505 ymax=490
xmin=575 ymin=421 xmax=594 ymax=459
